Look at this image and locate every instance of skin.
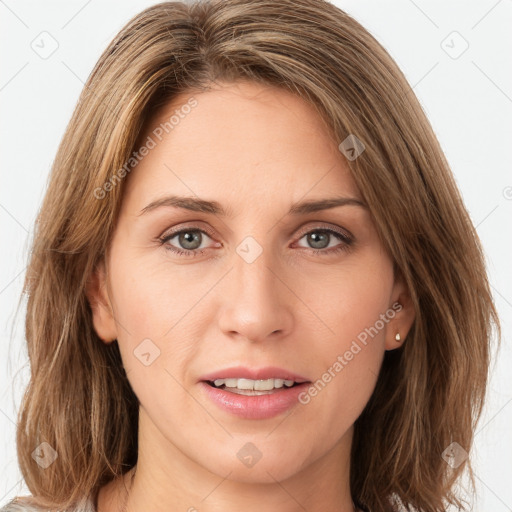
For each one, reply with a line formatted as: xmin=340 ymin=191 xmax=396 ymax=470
xmin=87 ymin=80 xmax=415 ymax=512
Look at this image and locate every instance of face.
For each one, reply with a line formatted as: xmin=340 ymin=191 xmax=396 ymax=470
xmin=88 ymin=80 xmax=414 ymax=484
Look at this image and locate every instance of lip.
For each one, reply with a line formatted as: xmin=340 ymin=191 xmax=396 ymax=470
xmin=199 ymin=366 xmax=309 ymax=383
xmin=199 ymin=381 xmax=311 ymax=420
xmin=198 ymin=366 xmax=311 ymax=420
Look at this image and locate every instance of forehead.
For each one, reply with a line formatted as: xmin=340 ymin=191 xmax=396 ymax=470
xmin=122 ymin=81 xmax=360 ymax=212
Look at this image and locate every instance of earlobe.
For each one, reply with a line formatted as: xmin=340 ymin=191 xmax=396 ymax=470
xmin=85 ymin=260 xmax=118 ymax=343
xmin=385 ymin=276 xmax=416 ymax=351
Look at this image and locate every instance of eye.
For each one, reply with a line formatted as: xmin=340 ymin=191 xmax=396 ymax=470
xmin=159 ymin=227 xmax=219 ymax=258
xmin=295 ymin=227 xmax=353 ymax=256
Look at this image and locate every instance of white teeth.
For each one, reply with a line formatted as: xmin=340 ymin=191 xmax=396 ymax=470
xmin=254 ymin=379 xmax=273 ymax=391
xmin=237 ymin=378 xmax=254 ymax=390
xmin=211 ymin=378 xmax=297 ymax=390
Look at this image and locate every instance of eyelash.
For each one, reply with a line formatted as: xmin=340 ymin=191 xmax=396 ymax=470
xmin=157 ymin=224 xmax=354 ymax=259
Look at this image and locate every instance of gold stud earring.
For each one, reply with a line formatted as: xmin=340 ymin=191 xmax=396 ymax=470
xmin=395 ymin=333 xmax=401 ymax=342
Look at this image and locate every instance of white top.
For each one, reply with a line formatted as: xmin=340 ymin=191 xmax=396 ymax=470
xmin=0 ymin=493 xmax=96 ymax=512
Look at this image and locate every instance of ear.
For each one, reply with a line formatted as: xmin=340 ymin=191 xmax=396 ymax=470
xmin=85 ymin=259 xmax=118 ymax=344
xmin=385 ymin=269 xmax=416 ymax=351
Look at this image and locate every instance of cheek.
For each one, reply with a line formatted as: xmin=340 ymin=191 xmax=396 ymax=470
xmin=108 ymin=254 xmax=198 ymax=337
xmin=304 ymin=252 xmax=394 ymax=345
xmin=106 ymin=257 xmax=175 ymax=375
xmin=107 ymin=254 xmax=216 ymax=386
xmin=296 ymin=254 xmax=393 ymax=410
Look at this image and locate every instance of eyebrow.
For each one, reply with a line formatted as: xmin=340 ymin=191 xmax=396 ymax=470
xmin=138 ymin=195 xmax=367 ymax=217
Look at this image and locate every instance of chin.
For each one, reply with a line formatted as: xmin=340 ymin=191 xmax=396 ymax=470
xmin=196 ymin=445 xmax=310 ymax=484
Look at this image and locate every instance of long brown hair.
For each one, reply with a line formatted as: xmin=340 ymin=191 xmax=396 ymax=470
xmin=6 ymin=1 xmax=499 ymax=511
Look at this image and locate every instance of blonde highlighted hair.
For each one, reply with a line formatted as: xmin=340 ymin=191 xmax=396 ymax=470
xmin=6 ymin=1 xmax=499 ymax=511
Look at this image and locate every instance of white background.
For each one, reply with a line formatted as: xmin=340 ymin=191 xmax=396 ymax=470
xmin=1 ymin=0 xmax=511 ymax=510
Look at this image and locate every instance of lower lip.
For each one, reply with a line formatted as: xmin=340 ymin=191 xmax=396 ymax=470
xmin=199 ymin=381 xmax=311 ymax=420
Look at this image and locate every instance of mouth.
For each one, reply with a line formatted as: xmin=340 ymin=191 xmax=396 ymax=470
xmin=198 ymin=366 xmax=311 ymax=419
xmin=204 ymin=377 xmax=304 ymax=396
xmin=199 ymin=365 xmax=313 ymax=419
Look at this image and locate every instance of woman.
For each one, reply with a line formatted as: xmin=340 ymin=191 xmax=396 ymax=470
xmin=1 ymin=0 xmax=499 ymax=511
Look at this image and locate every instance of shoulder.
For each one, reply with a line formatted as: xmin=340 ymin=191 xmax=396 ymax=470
xmin=0 ymin=500 xmax=44 ymax=511
xmin=0 ymin=494 xmax=96 ymax=512
xmin=0 ymin=498 xmax=43 ymax=512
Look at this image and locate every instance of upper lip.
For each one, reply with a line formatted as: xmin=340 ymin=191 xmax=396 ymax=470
xmin=200 ymin=366 xmax=310 ymax=383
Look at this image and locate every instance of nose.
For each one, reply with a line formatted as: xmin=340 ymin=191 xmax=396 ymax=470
xmin=217 ymin=244 xmax=294 ymax=344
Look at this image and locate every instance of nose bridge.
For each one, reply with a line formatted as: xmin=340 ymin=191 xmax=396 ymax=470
xmin=217 ymin=233 xmax=293 ymax=342
xmin=235 ymin=236 xmax=276 ymax=300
